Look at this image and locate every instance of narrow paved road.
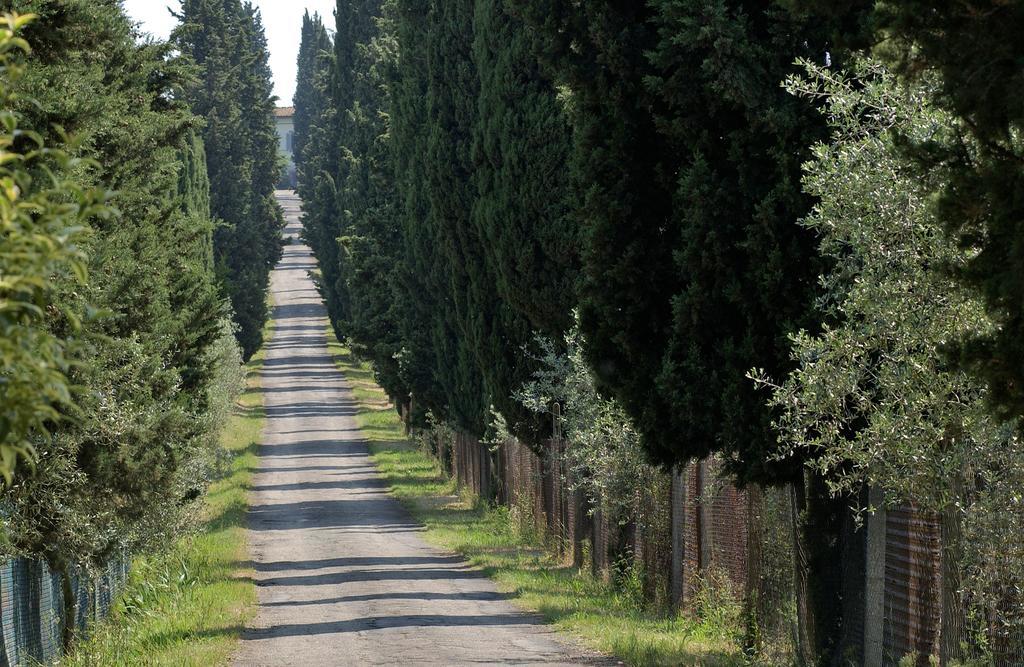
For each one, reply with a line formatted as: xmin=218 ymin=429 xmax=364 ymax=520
xmin=232 ymin=192 xmax=609 ymax=666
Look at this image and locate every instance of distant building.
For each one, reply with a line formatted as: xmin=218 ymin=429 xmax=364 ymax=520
xmin=274 ymin=106 xmax=296 ymax=188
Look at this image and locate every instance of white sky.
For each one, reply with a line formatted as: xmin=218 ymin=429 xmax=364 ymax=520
xmin=121 ymin=0 xmax=338 ymax=105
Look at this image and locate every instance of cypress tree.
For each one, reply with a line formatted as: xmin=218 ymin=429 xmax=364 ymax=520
xmin=511 ymin=0 xmax=827 ymax=477
xmin=299 ymin=0 xmax=356 ymax=329
xmin=469 ymin=0 xmax=577 ymax=443
xmin=314 ymin=0 xmax=578 ymax=444
xmin=293 ymin=14 xmax=334 ymax=195
xmin=297 ymin=1 xmax=408 ymax=402
xmin=334 ymin=0 xmax=408 ymax=401
xmin=324 ymin=0 xmax=378 ymax=331
xmin=423 ymin=0 xmax=487 ymax=434
xmin=175 ymin=0 xmax=284 ymax=359
xmin=293 ymin=11 xmax=331 ymax=176
xmin=512 ymin=0 xmax=852 ymax=658
xmin=641 ymin=3 xmax=830 ymax=482
xmin=168 ymin=132 xmax=225 ymax=406
xmin=508 ymin=1 xmax=678 ymax=451
xmin=237 ymin=1 xmax=285 ymax=351
xmin=294 ymin=30 xmax=342 ymax=323
xmin=390 ymin=0 xmax=451 ymax=422
xmin=3 ymin=4 xmax=239 ymax=640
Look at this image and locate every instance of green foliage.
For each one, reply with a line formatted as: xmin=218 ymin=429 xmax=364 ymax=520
xmin=759 ymin=61 xmax=982 ymax=508
xmin=1 ymin=0 xmax=242 ymax=593
xmin=175 ymin=0 xmax=284 ymax=359
xmin=793 ymin=1 xmax=1024 ymax=427
xmin=514 ymin=318 xmax=655 ymax=522
xmin=298 ymin=0 xmax=579 ymax=446
xmin=299 ymin=0 xmax=355 ymax=332
xmin=0 ymin=11 xmax=107 ymax=483
xmin=875 ymin=3 xmax=1024 ymax=431
xmin=758 ymin=58 xmax=1024 ymax=656
xmin=511 ymin=0 xmax=834 ymax=484
xmin=292 ymin=11 xmax=331 ymax=181
xmin=469 ymin=0 xmax=577 ymax=445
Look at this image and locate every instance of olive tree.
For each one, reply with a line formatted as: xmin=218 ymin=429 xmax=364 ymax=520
xmin=755 ymin=59 xmax=1024 ymax=661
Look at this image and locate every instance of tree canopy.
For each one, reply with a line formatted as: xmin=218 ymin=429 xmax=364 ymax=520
xmin=175 ymin=0 xmax=284 ymax=359
xmin=0 ymin=5 xmax=243 ymax=623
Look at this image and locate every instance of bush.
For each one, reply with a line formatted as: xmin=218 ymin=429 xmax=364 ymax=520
xmin=0 ymin=11 xmax=109 ymax=484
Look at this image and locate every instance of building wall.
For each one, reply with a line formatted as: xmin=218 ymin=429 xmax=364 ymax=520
xmin=275 ymin=115 xmax=296 ymax=188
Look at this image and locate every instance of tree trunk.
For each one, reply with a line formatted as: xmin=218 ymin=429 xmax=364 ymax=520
xmin=864 ymin=487 xmax=887 ymax=667
xmin=592 ymin=498 xmax=608 ymax=581
xmin=939 ymin=483 xmax=966 ymax=663
xmin=791 ymin=469 xmax=847 ymax=666
xmin=790 ymin=476 xmax=816 ymax=666
xmin=573 ymin=487 xmax=591 ymax=570
xmin=58 ymin=562 xmax=76 ymax=652
xmin=697 ymin=459 xmax=712 ymax=572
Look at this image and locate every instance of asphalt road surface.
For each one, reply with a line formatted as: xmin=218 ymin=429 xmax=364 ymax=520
xmin=231 ymin=191 xmax=611 ymax=666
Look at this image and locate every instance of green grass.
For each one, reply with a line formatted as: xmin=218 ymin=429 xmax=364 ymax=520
xmin=62 ymin=326 xmax=272 ymax=666
xmin=325 ymin=323 xmax=745 ymax=667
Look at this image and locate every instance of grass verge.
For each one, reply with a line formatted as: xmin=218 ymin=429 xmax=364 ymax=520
xmin=325 ymin=324 xmax=744 ymax=667
xmin=62 ymin=325 xmax=272 ymax=666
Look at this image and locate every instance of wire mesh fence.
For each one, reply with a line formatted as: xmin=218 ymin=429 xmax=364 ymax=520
xmin=445 ymin=431 xmax=1024 ymax=666
xmin=0 ymin=556 xmax=129 ymax=666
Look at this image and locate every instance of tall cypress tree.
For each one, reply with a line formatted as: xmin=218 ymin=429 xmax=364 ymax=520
xmin=390 ymin=0 xmax=450 ymax=423
xmin=512 ymin=0 xmax=851 ymax=658
xmin=641 ymin=3 xmax=829 ymax=482
xmin=167 ymin=131 xmax=225 ymax=407
xmin=334 ymin=0 xmax=409 ymax=401
xmin=511 ymin=0 xmax=826 ymax=478
xmin=299 ymin=0 xmax=358 ymax=328
xmin=293 ymin=11 xmax=332 ymax=177
xmin=297 ymin=1 xmax=408 ymax=402
xmin=422 ymin=0 xmax=488 ymax=434
xmin=293 ymin=13 xmax=334 ymax=195
xmin=469 ymin=0 xmax=577 ymax=444
xmin=509 ymin=1 xmax=678 ymax=450
xmin=295 ymin=25 xmax=343 ymax=324
xmin=328 ymin=0 xmax=381 ymax=332
xmin=175 ymin=0 xmax=283 ymax=359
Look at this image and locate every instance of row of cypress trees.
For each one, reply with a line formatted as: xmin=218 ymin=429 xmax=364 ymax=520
xmin=175 ymin=0 xmax=285 ymax=360
xmin=298 ymin=1 xmax=577 ymax=442
xmin=296 ymin=1 xmax=1024 ymax=661
xmin=0 ymin=0 xmax=282 ymax=646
